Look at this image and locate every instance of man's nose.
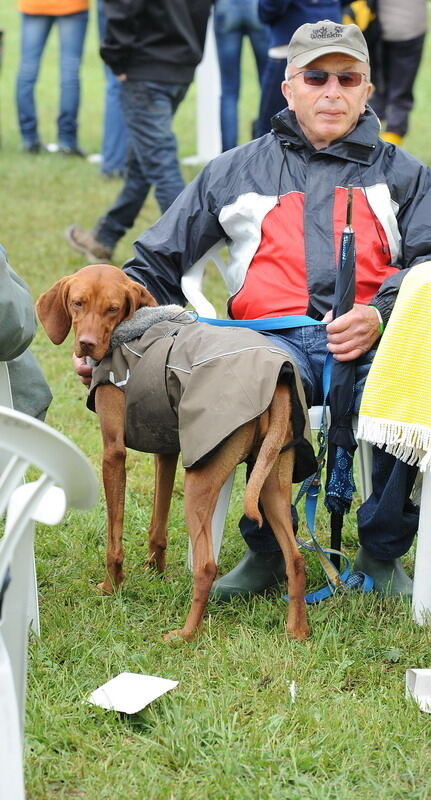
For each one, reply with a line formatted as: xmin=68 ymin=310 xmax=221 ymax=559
xmin=324 ymin=74 xmax=341 ymax=97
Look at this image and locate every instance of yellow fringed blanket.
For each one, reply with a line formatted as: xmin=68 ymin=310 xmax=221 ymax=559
xmin=358 ymin=262 xmax=431 ymax=471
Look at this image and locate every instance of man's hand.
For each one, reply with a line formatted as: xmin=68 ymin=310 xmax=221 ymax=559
xmin=324 ymin=304 xmax=381 ymax=361
xmin=73 ymin=353 xmax=93 ymax=387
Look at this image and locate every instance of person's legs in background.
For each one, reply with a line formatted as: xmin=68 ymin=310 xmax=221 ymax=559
xmin=16 ymin=13 xmax=53 ymax=151
xmin=254 ymin=56 xmax=287 ymax=137
xmin=214 ymin=4 xmax=243 ymax=151
xmin=97 ymin=0 xmax=127 ymax=178
xmin=369 ymin=34 xmax=425 ymax=146
xmin=96 ymin=79 xmax=188 ymax=239
xmin=56 ymin=10 xmax=88 ymax=153
xmin=68 ymin=79 xmax=188 ymax=258
xmin=100 ymin=67 xmax=127 ymax=176
xmin=382 ymin=35 xmax=425 ymax=144
xmin=247 ymin=17 xmax=269 ymax=138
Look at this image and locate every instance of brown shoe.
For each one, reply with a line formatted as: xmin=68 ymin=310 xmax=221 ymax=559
xmin=65 ymin=225 xmax=113 ymax=262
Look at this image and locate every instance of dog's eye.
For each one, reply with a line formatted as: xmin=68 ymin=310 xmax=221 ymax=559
xmin=72 ymin=300 xmax=83 ymax=309
xmin=108 ymin=306 xmax=120 ymax=313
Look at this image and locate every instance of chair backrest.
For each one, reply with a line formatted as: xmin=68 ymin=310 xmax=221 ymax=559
xmin=180 ymin=240 xmax=228 ymax=319
xmin=0 ymin=407 xmax=98 ymax=800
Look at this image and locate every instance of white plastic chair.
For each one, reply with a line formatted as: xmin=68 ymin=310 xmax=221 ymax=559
xmin=181 ymin=244 xmax=372 ymax=568
xmin=0 ymin=407 xmax=98 ymax=800
xmin=0 ymin=361 xmax=40 ymax=635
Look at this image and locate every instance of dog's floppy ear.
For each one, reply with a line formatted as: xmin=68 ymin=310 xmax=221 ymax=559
xmin=36 ymin=277 xmax=73 ymax=344
xmin=124 ymin=281 xmax=158 ymax=318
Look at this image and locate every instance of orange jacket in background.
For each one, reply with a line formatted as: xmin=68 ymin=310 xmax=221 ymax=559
xmin=18 ymin=0 xmax=89 ymax=14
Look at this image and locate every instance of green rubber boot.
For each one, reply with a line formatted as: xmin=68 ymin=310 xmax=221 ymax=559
xmin=353 ymin=546 xmax=413 ymax=597
xmin=210 ymin=548 xmax=285 ymax=601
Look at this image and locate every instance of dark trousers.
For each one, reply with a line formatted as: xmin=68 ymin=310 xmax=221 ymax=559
xmin=94 ymin=80 xmax=189 ymax=248
xmin=254 ymin=56 xmax=287 ymax=137
xmin=369 ymin=34 xmax=426 ymax=137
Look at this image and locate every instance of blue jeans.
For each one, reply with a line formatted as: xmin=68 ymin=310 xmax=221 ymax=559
xmin=239 ymin=326 xmax=419 ymax=559
xmin=16 ymin=11 xmax=88 ymax=148
xmin=97 ymin=0 xmax=127 ymax=176
xmin=94 ymin=80 xmax=189 ymax=248
xmin=214 ymin=0 xmax=268 ymax=150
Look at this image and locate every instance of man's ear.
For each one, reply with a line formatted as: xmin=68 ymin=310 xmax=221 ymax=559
xmin=361 ymin=81 xmax=373 ymax=114
xmin=281 ymin=79 xmax=294 ymax=111
xmin=36 ymin=277 xmax=73 ymax=344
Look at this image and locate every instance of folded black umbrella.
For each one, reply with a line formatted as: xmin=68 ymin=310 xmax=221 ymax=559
xmin=325 ymin=187 xmax=358 ymax=562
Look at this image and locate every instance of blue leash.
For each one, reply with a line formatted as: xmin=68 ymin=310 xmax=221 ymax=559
xmin=197 ymin=314 xmax=326 ymax=330
xmin=198 ymin=314 xmax=374 ymax=602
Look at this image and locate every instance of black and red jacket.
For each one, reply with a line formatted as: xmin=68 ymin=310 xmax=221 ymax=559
xmin=124 ymin=106 xmax=431 ymax=325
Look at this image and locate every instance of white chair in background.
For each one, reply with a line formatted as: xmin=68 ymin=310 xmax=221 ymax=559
xmin=181 ymin=245 xmax=372 ymax=568
xmin=0 ymin=407 xmax=98 ymax=800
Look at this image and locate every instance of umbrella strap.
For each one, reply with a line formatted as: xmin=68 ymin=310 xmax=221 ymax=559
xmin=294 ymin=354 xmax=349 ymax=590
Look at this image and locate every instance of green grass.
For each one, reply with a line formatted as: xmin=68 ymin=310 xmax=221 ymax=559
xmin=2 ymin=5 xmax=431 ymax=799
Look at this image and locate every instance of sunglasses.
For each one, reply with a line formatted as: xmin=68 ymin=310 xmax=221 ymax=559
xmin=289 ymin=70 xmax=367 ymax=88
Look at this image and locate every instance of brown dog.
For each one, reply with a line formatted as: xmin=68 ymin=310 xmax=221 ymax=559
xmin=36 ymin=264 xmax=310 ymax=641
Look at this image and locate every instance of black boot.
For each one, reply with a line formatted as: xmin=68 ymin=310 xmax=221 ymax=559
xmin=210 ymin=548 xmax=285 ymax=601
xmin=354 ymin=546 xmax=413 ymax=596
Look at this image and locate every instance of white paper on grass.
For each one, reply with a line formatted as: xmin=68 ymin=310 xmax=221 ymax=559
xmin=405 ymin=669 xmax=431 ymax=713
xmin=87 ymin=672 xmax=179 ymax=714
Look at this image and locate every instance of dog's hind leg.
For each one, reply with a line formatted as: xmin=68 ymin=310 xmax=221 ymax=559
xmin=164 ymin=421 xmax=256 ymax=642
xmin=259 ymin=451 xmax=309 ymax=640
xmin=145 ymin=452 xmax=179 ymax=572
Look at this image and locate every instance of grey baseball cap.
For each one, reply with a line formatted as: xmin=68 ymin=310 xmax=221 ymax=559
xmin=287 ymin=20 xmax=369 ymax=67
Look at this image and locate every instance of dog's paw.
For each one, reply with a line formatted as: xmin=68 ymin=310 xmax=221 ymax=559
xmin=286 ymin=621 xmax=310 ymax=640
xmin=143 ymin=555 xmax=165 ymax=573
xmin=163 ymin=628 xmax=194 ymax=643
xmin=97 ymin=580 xmax=116 ymax=595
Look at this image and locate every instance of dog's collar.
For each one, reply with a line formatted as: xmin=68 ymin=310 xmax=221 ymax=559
xmin=86 ymin=306 xmax=193 ymax=368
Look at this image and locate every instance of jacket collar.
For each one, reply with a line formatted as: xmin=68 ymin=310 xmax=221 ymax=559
xmin=271 ymin=106 xmax=380 ymax=165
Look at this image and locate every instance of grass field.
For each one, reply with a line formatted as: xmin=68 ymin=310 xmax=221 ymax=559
xmin=2 ymin=5 xmax=431 ymax=799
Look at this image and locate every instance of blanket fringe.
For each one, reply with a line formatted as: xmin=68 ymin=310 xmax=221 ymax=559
xmin=357 ymin=416 xmax=431 ymax=472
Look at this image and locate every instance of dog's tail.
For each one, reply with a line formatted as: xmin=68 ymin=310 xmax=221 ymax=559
xmin=244 ymin=384 xmax=292 ymax=527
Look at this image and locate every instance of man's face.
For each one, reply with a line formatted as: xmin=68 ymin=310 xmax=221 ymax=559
xmin=281 ymin=53 xmax=372 ymax=149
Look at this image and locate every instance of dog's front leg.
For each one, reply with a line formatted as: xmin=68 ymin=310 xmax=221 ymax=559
xmin=145 ymin=452 xmax=178 ymax=572
xmin=95 ymin=385 xmax=127 ymax=594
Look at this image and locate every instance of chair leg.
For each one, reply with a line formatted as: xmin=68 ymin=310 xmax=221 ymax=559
xmin=357 ymin=439 xmax=373 ymax=502
xmin=0 ymin=638 xmax=26 ymax=800
xmin=27 ymin=555 xmax=40 ymax=637
xmin=412 ymin=468 xmax=431 ymax=625
xmin=187 ymin=469 xmax=235 ymax=570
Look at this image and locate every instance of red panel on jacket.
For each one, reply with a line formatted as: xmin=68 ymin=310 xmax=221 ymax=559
xmin=230 ymin=192 xmax=308 ymax=319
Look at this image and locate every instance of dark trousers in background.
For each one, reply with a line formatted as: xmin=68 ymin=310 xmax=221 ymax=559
xmin=94 ymin=80 xmax=189 ymax=249
xmin=369 ymin=34 xmax=426 ymax=137
xmin=254 ymin=56 xmax=287 ymax=137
